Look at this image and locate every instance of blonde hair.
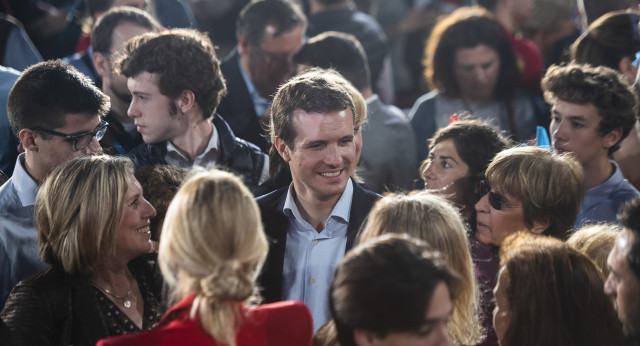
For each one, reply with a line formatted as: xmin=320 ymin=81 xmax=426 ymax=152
xmin=486 ymin=146 xmax=584 ymax=239
xmin=567 ymin=224 xmax=620 ymax=277
xmin=36 ymin=155 xmax=132 ymax=274
xmin=159 ymin=169 xmax=268 ymax=346
xmin=358 ymin=191 xmax=484 ymax=345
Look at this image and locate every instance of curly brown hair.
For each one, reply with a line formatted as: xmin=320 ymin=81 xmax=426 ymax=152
xmin=117 ymin=28 xmax=227 ymax=119
xmin=542 ymin=62 xmax=638 ymax=155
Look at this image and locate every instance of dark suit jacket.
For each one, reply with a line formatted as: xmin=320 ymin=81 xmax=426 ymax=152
xmin=218 ymin=49 xmax=269 ymax=152
xmin=255 ymin=180 xmax=380 ymax=303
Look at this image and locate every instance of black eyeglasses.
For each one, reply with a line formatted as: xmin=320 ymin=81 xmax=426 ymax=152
xmin=479 ymin=180 xmax=510 ymax=211
xmin=32 ymin=121 xmax=109 ymax=150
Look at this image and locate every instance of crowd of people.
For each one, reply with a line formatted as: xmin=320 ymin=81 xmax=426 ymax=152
xmin=1 ymin=0 xmax=640 ymax=345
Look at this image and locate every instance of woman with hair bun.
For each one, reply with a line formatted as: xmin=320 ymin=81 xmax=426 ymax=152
xmin=98 ymin=169 xmax=313 ymax=346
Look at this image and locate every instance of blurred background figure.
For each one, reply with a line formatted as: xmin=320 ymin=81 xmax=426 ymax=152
xmin=134 ymin=164 xmax=188 ymax=242
xmin=330 ymin=234 xmax=457 ymax=346
xmin=1 ymin=155 xmax=163 ymax=345
xmin=495 ymin=232 xmax=629 ymax=346
xmin=98 ymin=169 xmax=313 ymax=346
xmin=409 ymin=6 xmax=544 ymax=164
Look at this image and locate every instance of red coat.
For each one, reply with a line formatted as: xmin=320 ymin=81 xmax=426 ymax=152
xmin=96 ymin=295 xmax=313 ymax=346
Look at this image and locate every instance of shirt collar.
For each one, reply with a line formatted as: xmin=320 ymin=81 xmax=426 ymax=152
xmin=165 ymin=122 xmax=219 ymax=166
xmin=283 ymin=178 xmax=354 ymax=226
xmin=237 ymin=52 xmax=270 ymax=116
xmin=13 ymin=153 xmax=38 ymax=207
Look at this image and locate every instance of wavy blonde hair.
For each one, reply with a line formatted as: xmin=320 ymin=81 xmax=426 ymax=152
xmin=36 ymin=155 xmax=132 ymax=274
xmin=357 ymin=191 xmax=484 ymax=345
xmin=159 ymin=169 xmax=268 ymax=346
xmin=567 ymin=223 xmax=620 ymax=277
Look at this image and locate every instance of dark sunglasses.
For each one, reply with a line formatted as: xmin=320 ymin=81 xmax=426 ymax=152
xmin=32 ymin=120 xmax=109 ymax=151
xmin=479 ymin=180 xmax=509 ymax=211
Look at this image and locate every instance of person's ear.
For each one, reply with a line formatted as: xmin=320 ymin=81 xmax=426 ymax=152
xmin=176 ymin=90 xmax=196 ymax=114
xmin=19 ymin=129 xmax=39 ymax=152
xmin=353 ymin=329 xmax=377 ymax=346
xmin=530 ymin=215 xmax=551 ymax=235
xmin=602 ymin=127 xmax=623 ymax=150
xmin=237 ymin=35 xmax=249 ymax=55
xmin=93 ymin=52 xmax=109 ymax=78
xmin=275 ymin=136 xmax=291 ymax=162
xmin=618 ymin=57 xmax=637 ymax=84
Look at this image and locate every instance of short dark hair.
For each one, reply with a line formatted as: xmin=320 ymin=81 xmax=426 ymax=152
xmin=542 ymin=62 xmax=638 ymax=155
xmin=619 ymin=197 xmax=640 ymax=280
xmin=236 ymin=0 xmax=307 ymax=46
xmin=425 ymin=6 xmax=519 ymax=100
xmin=134 ymin=165 xmax=189 ymax=241
xmin=91 ymin=7 xmax=160 ymax=54
xmin=8 ymin=60 xmax=110 ymax=137
xmin=330 ymin=234 xmax=458 ymax=346
xmin=293 ymin=31 xmax=371 ymax=92
xmin=117 ymin=28 xmax=227 ymax=119
xmin=269 ymin=68 xmax=355 ymax=149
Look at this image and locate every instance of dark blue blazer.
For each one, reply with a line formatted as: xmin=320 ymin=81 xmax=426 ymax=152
xmin=218 ymin=49 xmax=269 ymax=152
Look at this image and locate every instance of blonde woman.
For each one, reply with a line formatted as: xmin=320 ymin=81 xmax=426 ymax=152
xmin=567 ymin=223 xmax=620 ymax=277
xmin=98 ymin=169 xmax=313 ymax=346
xmin=357 ymin=191 xmax=483 ymax=345
xmin=1 ymin=155 xmax=163 ymax=345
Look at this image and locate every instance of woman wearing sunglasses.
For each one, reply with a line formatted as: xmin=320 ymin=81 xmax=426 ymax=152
xmin=473 ymin=146 xmax=584 ymax=345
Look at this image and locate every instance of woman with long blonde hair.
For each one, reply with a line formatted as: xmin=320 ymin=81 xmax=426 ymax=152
xmin=98 ymin=169 xmax=313 ymax=346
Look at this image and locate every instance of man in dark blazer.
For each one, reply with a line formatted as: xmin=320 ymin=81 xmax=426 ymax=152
xmin=218 ymin=0 xmax=306 ymax=152
xmin=256 ymin=70 xmax=380 ymax=332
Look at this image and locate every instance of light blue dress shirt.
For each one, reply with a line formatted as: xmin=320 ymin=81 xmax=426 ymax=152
xmin=237 ymin=53 xmax=270 ymax=117
xmin=575 ymin=161 xmax=640 ymax=228
xmin=0 ymin=66 xmax=20 ymax=176
xmin=282 ymin=179 xmax=354 ymax=332
xmin=0 ymin=154 xmax=48 ymax=308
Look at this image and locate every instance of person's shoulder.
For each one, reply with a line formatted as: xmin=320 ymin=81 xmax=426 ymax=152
xmin=255 ymin=186 xmax=288 ymax=208
xmin=258 ymin=301 xmax=312 ymax=345
xmin=408 ymin=91 xmax=439 ymax=121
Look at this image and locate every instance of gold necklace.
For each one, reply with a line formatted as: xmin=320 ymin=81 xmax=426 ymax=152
xmin=93 ymin=276 xmax=134 ymax=309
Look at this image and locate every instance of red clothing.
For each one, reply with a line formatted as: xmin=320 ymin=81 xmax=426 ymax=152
xmin=507 ymin=29 xmax=543 ymax=95
xmin=96 ymin=295 xmax=313 ymax=346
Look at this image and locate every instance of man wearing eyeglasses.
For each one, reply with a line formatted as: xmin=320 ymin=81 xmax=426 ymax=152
xmin=0 ymin=60 xmax=110 ymax=308
xmin=217 ymin=0 xmax=307 ymax=152
xmin=542 ymin=62 xmax=640 ymax=227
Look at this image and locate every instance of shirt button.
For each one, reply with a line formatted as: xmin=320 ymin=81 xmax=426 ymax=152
xmin=309 ymin=277 xmax=315 ymax=284
xmin=312 ymin=239 xmax=318 ymax=245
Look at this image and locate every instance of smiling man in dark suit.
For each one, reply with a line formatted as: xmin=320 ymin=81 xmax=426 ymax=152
xmin=256 ymin=70 xmax=380 ymax=332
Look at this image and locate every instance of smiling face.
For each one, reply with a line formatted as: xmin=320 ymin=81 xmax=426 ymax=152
xmin=454 ymin=44 xmax=501 ymax=103
xmin=357 ymin=282 xmax=453 ymax=346
xmin=550 ymin=99 xmax=614 ymax=167
xmin=474 ymin=184 xmax=528 ymax=247
xmin=114 ymin=174 xmax=156 ymax=260
xmin=422 ymin=139 xmax=470 ymax=204
xmin=276 ymin=108 xmax=356 ymax=203
xmin=127 ymin=71 xmax=186 ymax=144
xmin=605 ymin=228 xmax=640 ymax=339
